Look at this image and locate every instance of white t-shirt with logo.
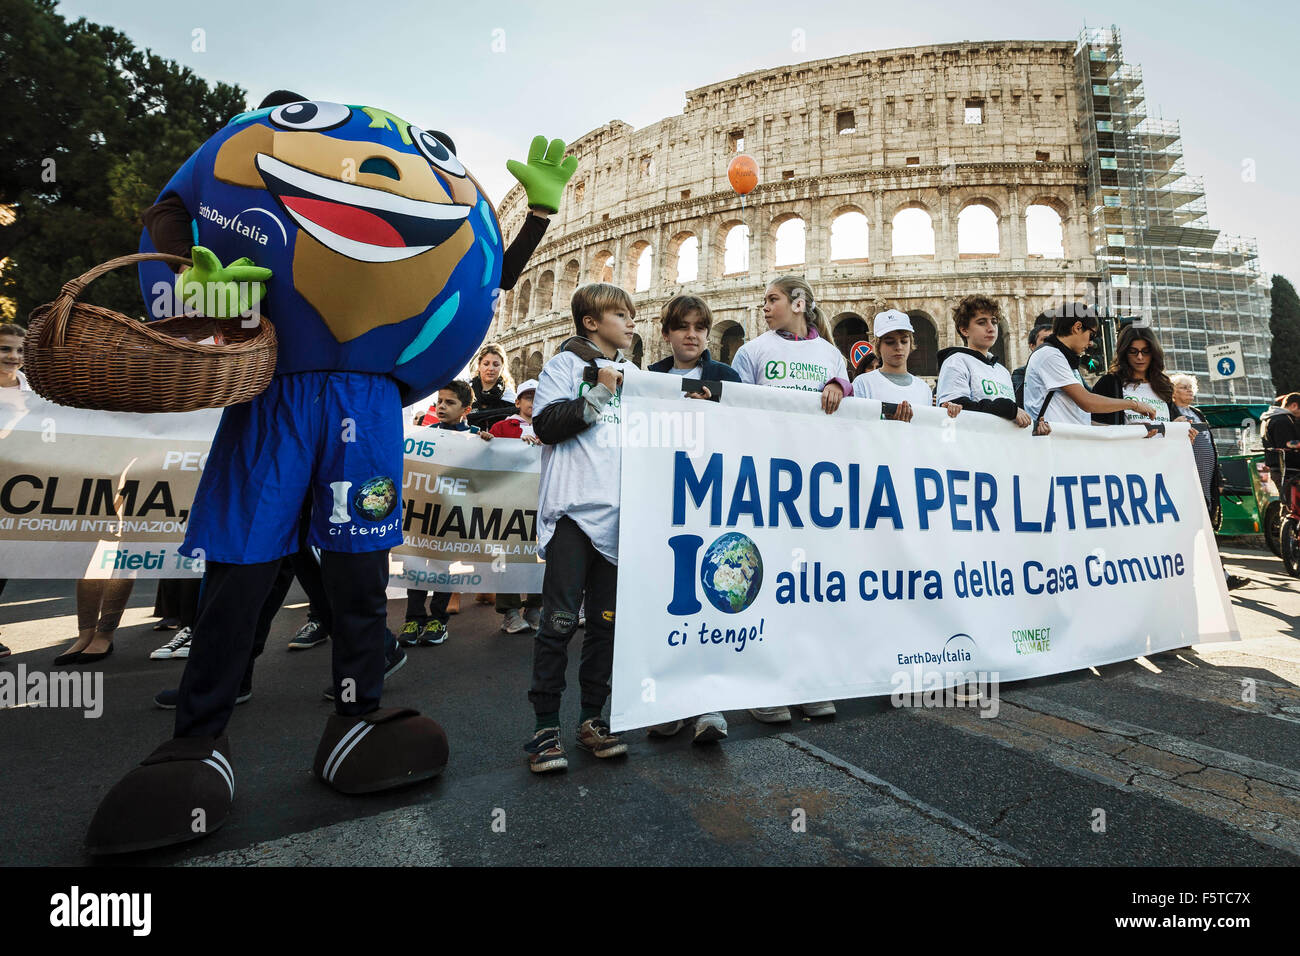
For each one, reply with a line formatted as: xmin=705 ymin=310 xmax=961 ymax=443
xmin=1024 ymin=345 xmax=1090 ymax=426
xmin=856 ymin=369 xmax=933 ymax=407
xmin=936 ymin=352 xmax=1015 ymax=407
xmin=533 ymin=349 xmax=626 ymax=564
xmin=1123 ymin=381 xmax=1170 ymax=424
xmin=731 ymin=331 xmax=847 ymax=393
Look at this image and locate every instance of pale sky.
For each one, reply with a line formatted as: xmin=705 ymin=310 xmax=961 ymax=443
xmin=59 ymin=0 xmax=1297 ymax=278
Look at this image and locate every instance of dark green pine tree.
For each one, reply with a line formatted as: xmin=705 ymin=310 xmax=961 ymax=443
xmin=1271 ymin=275 xmax=1300 ymax=395
xmin=0 ymin=0 xmax=246 ymax=322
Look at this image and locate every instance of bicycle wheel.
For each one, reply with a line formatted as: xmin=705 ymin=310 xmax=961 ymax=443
xmin=1264 ymin=501 xmax=1282 ymax=557
xmin=1281 ymin=517 xmax=1300 ymax=578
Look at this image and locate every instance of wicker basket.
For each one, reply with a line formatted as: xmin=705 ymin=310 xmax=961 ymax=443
xmin=24 ymin=252 xmax=278 ymax=413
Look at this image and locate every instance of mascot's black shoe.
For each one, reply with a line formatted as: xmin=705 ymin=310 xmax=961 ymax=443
xmin=313 ymin=707 xmax=448 ymax=794
xmin=86 ymin=736 xmax=234 ymax=856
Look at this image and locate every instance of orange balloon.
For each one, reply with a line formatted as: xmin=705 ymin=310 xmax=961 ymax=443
xmin=728 ymin=154 xmax=759 ymax=196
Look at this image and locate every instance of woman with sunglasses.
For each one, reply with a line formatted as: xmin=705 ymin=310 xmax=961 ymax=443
xmin=1090 ymin=325 xmax=1181 ymax=426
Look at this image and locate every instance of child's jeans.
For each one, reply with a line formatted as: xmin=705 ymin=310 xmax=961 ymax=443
xmin=528 ymin=516 xmax=617 ymax=716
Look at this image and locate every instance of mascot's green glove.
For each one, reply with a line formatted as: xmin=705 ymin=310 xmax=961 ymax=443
xmin=175 ymin=246 xmax=273 ymax=320
xmin=505 ymin=135 xmax=578 ymax=214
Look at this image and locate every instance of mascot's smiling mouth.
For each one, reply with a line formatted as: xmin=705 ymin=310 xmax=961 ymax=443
xmin=255 ymin=153 xmax=469 ymax=264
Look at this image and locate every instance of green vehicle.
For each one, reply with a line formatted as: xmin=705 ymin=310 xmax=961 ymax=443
xmin=1196 ymin=404 xmax=1282 ymax=552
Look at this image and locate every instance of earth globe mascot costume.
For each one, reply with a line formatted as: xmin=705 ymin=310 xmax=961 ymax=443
xmin=87 ymin=91 xmax=575 ymax=855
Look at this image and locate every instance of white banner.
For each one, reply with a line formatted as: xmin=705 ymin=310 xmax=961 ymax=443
xmin=0 ymin=390 xmax=543 ymax=592
xmin=610 ymin=369 xmax=1238 ymax=731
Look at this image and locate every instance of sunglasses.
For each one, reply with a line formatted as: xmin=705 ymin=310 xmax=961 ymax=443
xmin=1126 ymin=347 xmax=1152 ymax=357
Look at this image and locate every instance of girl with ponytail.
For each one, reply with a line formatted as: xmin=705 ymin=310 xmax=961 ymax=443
xmin=730 ymin=276 xmax=846 ymax=722
xmin=731 ymin=275 xmax=852 ymax=415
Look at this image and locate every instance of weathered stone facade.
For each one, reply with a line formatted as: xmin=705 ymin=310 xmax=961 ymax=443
xmin=489 ymin=40 xmax=1101 ymax=382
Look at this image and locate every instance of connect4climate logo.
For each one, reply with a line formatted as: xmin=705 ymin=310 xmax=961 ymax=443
xmin=764 ymin=360 xmax=787 ymax=380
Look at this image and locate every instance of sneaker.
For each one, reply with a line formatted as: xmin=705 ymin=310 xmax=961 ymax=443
xmin=801 ymin=700 xmax=837 ymax=718
xmin=287 ymin=618 xmax=329 ymax=650
xmin=398 ymin=620 xmax=423 ymax=646
xmin=384 ymin=643 xmax=407 ymax=680
xmin=322 ymin=646 xmax=408 ymax=701
xmin=749 ymin=706 xmax=791 ymax=723
xmin=501 ymin=609 xmax=531 ymax=634
xmin=151 ymin=617 xmax=180 ymax=632
xmin=576 ymin=718 xmax=627 ymax=758
xmin=418 ymin=619 xmax=448 ymax=646
xmin=647 ymin=719 xmax=686 ymax=737
xmin=523 ymin=607 xmax=542 ymax=630
xmin=0 ymin=642 xmax=10 ymax=659
xmin=524 ymin=727 xmax=568 ymax=773
xmin=149 ymin=627 xmax=192 ymax=661
xmin=693 ymin=712 xmax=728 ymax=743
xmin=1226 ymin=574 xmax=1250 ymax=591
xmin=155 ymin=684 xmax=250 ymax=709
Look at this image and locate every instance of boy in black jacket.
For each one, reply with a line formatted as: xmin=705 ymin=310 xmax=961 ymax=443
xmin=647 ymin=294 xmax=741 ymax=396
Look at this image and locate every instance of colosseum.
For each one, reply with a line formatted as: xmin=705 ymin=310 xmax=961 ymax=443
xmin=489 ymin=28 xmax=1271 ymax=403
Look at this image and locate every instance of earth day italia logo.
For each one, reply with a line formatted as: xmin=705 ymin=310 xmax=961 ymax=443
xmin=699 ymin=531 xmax=764 ymax=613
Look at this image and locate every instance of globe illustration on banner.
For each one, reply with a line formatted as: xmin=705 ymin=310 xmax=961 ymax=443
xmin=700 ymin=532 xmax=763 ymax=614
xmin=354 ymin=476 xmax=397 ymax=521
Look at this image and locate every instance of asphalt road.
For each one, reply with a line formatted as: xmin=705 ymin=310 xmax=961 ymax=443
xmin=1 ymin=546 xmax=1297 ymax=866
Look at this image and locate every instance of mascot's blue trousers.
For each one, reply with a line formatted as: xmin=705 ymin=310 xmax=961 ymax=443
xmin=176 ymin=371 xmax=404 ymax=738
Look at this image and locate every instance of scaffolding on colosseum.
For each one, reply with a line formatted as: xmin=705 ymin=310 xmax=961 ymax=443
xmin=1074 ymin=25 xmax=1272 ymax=405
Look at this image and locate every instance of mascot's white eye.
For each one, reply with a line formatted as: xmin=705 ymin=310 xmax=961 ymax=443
xmin=269 ymin=101 xmax=351 ymax=131
xmin=411 ymin=126 xmax=466 ymax=178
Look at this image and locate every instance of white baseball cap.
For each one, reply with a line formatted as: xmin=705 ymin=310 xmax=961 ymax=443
xmin=873 ymin=309 xmax=913 ymax=338
xmin=516 ymin=379 xmax=539 ymax=397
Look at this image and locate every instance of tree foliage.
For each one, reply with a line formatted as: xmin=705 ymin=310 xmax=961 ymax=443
xmin=1271 ymin=275 xmax=1300 ymax=395
xmin=0 ymin=0 xmax=245 ymax=321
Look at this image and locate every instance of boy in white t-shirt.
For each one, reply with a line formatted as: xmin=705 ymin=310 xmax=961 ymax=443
xmin=936 ymin=296 xmax=1037 ymax=431
xmin=1023 ymin=308 xmax=1155 ymax=428
xmin=524 ymin=282 xmax=634 ymax=773
xmin=855 ymin=309 xmax=953 ymax=421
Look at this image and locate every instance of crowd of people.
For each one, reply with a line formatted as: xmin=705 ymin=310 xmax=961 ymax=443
xmin=498 ymin=276 xmax=1260 ymax=770
xmin=2 ymin=281 xmax=1290 ymax=769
